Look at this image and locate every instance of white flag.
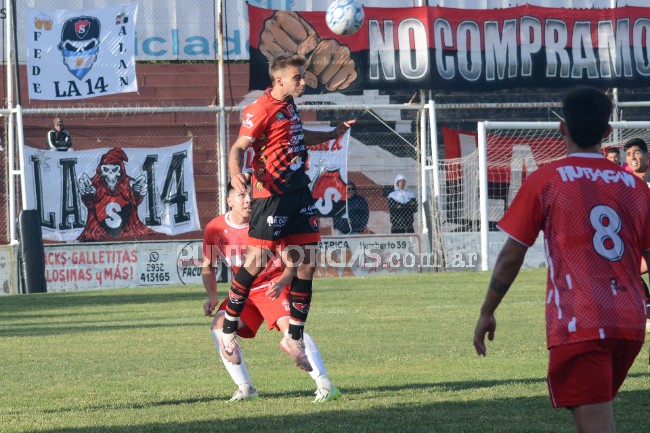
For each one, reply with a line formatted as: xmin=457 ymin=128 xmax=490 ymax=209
xmin=23 ymin=141 xmax=200 ymax=242
xmin=306 ymin=129 xmax=350 ymax=217
xmin=27 ymin=3 xmax=138 ymax=100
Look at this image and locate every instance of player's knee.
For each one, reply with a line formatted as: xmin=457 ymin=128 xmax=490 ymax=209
xmin=276 ymin=317 xmax=290 ymax=333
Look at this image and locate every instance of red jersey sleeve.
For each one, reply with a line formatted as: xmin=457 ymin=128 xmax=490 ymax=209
xmin=239 ymin=100 xmax=268 ymax=141
xmin=497 ymin=170 xmax=545 ymax=247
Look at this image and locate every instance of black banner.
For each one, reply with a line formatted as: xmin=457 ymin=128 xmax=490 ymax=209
xmin=249 ymin=5 xmax=650 ymax=92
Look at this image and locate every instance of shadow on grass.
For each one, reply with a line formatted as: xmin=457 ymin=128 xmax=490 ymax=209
xmin=32 ymin=374 xmax=650 ymax=413
xmin=0 ymin=290 xmax=209 ymax=337
xmin=36 ymin=378 xmax=548 ymax=415
xmin=0 ymin=320 xmax=205 ymax=337
xmin=25 ymin=388 xmax=650 ymax=433
xmin=0 ymin=290 xmax=204 ymax=316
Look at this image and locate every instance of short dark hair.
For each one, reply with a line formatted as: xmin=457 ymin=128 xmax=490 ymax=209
xmin=623 ymin=137 xmax=648 ymax=153
xmin=605 ymin=147 xmax=619 ymax=156
xmin=226 ymin=181 xmax=250 ymax=196
xmin=562 ymin=87 xmax=613 ymax=149
xmin=268 ymin=54 xmax=306 ymax=82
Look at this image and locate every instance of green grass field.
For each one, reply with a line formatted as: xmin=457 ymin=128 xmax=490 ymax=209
xmin=1 ymin=269 xmax=648 ymax=433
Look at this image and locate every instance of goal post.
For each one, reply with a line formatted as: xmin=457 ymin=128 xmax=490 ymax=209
xmin=477 ymin=120 xmax=650 ymax=271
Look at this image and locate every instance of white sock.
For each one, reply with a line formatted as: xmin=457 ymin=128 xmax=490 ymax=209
xmin=212 ymin=329 xmax=252 ymax=387
xmin=303 ymin=333 xmax=332 ymax=389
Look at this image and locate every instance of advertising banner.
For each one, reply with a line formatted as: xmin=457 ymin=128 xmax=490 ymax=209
xmin=43 ymin=240 xmax=204 ymax=292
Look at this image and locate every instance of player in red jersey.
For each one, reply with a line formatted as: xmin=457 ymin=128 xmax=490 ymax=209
xmin=202 ymin=183 xmax=340 ymax=402
xmin=473 ymin=87 xmax=650 ymax=433
xmin=224 ymin=54 xmax=355 ymax=371
xmin=622 ymin=138 xmax=650 ymax=332
xmin=604 ymin=147 xmax=621 ymax=165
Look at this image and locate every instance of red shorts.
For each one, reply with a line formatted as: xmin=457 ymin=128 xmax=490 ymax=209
xmin=218 ymin=286 xmax=290 ymax=338
xmin=547 ymin=339 xmax=643 ymax=408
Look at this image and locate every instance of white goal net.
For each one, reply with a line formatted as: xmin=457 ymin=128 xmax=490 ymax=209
xmin=435 ymin=121 xmax=650 ymax=271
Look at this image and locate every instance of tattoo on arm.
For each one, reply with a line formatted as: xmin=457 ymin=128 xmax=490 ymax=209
xmin=489 ymin=276 xmax=511 ymax=295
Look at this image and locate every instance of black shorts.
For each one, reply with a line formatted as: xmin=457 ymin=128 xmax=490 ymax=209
xmin=248 ymin=187 xmax=320 ymax=248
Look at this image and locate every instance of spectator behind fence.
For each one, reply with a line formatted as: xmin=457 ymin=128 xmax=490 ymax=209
xmin=47 ymin=117 xmax=72 ymax=151
xmin=333 ymin=181 xmax=369 ymax=234
xmin=387 ymin=174 xmax=417 ymax=234
xmin=605 ymin=147 xmax=621 ymax=165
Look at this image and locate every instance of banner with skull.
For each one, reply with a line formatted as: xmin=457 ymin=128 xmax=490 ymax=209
xmin=23 ymin=141 xmax=200 ymax=242
xmin=304 ymin=128 xmax=350 ymax=218
xmin=27 ymin=3 xmax=138 ymax=100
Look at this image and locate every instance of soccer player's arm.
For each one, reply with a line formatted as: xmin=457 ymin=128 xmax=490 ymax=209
xmin=265 ymin=247 xmax=294 ymax=300
xmin=230 ymin=104 xmax=267 ymax=192
xmin=229 ymin=136 xmax=254 ymax=193
xmin=266 ymin=266 xmax=295 ymax=300
xmin=202 ymin=230 xmax=220 ymax=317
xmin=473 ymin=174 xmax=542 ymax=356
xmin=303 ymin=119 xmax=356 ymax=146
xmin=473 ymin=238 xmax=528 ymax=356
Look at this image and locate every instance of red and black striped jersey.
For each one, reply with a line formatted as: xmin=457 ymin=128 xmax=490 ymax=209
xmin=239 ymin=88 xmax=311 ymax=198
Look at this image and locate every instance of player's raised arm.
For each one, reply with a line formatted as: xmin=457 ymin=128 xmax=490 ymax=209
xmin=303 ymin=119 xmax=356 ymax=146
xmin=228 ymin=136 xmax=253 ymax=193
xmin=473 ymin=237 xmax=528 ymax=356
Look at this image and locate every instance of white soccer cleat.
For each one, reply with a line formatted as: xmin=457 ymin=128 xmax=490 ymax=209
xmin=280 ymin=335 xmax=312 ymax=372
xmin=313 ymin=386 xmax=341 ymax=403
xmin=229 ymin=384 xmax=259 ymax=402
xmin=218 ymin=331 xmax=241 ymax=365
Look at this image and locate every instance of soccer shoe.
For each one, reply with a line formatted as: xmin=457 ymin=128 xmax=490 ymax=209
xmin=313 ymin=386 xmax=341 ymax=403
xmin=280 ymin=336 xmax=313 ymax=372
xmin=646 ymin=319 xmax=650 ymax=333
xmin=229 ymin=385 xmax=259 ymax=402
xmin=218 ymin=331 xmax=241 ymax=365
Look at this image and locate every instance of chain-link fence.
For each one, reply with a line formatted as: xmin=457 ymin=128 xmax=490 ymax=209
xmin=225 ymin=94 xmax=424 ymax=236
xmin=3 ymin=107 xmax=221 ymax=243
xmin=1 ymin=97 xmax=425 ymax=244
xmin=3 ymin=0 xmax=650 ymax=253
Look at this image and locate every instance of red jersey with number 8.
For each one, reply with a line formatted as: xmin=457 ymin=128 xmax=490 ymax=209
xmin=239 ymin=88 xmax=311 ymax=198
xmin=498 ymin=154 xmax=650 ymax=348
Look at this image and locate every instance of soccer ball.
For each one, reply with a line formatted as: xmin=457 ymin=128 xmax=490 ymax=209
xmin=325 ymin=0 xmax=364 ymax=36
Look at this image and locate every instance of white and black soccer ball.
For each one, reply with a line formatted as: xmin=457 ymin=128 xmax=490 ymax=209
xmin=325 ymin=0 xmax=364 ymax=36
